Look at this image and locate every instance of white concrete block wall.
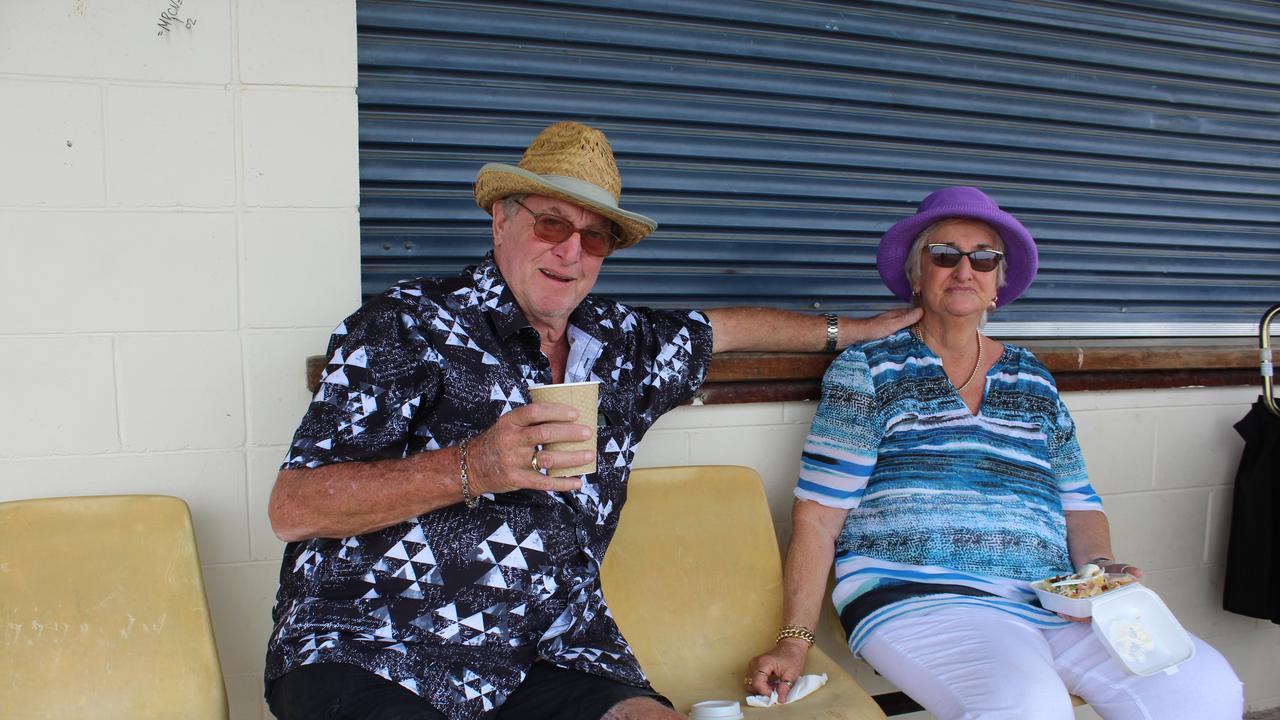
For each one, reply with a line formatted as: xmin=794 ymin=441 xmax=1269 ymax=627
xmin=3 ymin=3 xmax=1277 ymax=719
xmin=634 ymin=386 xmax=1280 ymax=714
xmin=0 ymin=2 xmax=358 ymax=718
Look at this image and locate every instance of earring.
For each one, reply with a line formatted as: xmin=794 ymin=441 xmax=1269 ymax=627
xmin=988 ymin=299 xmax=998 ymax=311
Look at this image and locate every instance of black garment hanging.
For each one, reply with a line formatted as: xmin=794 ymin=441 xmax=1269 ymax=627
xmin=1224 ymin=302 xmax=1280 ymax=624
xmin=1223 ymin=399 xmax=1280 ymax=623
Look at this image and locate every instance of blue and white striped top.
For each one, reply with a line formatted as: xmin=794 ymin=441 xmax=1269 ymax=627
xmin=795 ymin=329 xmax=1104 ymax=655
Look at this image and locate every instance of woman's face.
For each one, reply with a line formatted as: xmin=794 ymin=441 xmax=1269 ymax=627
xmin=913 ymin=219 xmax=1003 ymax=322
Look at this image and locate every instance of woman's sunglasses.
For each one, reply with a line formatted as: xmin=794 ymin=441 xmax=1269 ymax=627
xmin=926 ymin=244 xmax=1004 ymax=272
xmin=514 ymin=199 xmax=619 ymax=258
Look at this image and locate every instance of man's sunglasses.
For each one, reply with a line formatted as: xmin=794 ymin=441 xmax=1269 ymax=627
xmin=513 ymin=199 xmax=618 ymax=258
xmin=926 ymin=244 xmax=1005 ymax=272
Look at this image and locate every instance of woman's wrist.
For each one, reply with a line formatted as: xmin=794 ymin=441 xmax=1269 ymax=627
xmin=775 ymin=624 xmax=816 ymax=648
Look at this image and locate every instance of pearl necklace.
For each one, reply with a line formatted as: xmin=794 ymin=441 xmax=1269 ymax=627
xmin=912 ymin=324 xmax=984 ymax=392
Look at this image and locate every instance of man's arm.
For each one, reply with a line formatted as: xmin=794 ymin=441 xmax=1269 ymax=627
xmin=269 ymin=402 xmax=595 ymax=542
xmin=704 ymin=306 xmax=921 ymax=354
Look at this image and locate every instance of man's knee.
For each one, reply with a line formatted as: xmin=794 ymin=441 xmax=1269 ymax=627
xmin=601 ymin=697 xmax=684 ymax=720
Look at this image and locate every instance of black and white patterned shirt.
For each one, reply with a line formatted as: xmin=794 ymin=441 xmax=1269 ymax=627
xmin=265 ymin=254 xmax=713 ymax=719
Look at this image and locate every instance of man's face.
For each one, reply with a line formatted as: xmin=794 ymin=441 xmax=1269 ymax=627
xmin=492 ymin=194 xmax=609 ymax=335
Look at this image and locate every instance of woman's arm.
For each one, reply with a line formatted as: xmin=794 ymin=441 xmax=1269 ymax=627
xmin=1064 ymin=509 xmax=1142 ymax=578
xmin=745 ymin=499 xmax=849 ymax=703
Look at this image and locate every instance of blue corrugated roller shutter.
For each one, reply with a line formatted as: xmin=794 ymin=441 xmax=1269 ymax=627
xmin=356 ymin=0 xmax=1279 ymax=337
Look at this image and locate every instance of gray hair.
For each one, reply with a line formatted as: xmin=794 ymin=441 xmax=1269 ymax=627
xmin=500 ymin=194 xmax=528 ymax=219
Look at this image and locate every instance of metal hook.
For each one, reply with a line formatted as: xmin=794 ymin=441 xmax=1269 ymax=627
xmin=1261 ymin=303 xmax=1280 ymax=419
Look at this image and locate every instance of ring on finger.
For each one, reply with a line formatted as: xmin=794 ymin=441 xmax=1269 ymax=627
xmin=780 ymin=679 xmax=793 ymax=686
xmin=753 ymin=670 xmax=769 ymax=677
xmin=530 ymin=452 xmax=541 ymax=472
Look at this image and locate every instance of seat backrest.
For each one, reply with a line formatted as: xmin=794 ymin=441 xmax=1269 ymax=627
xmin=0 ymin=495 xmax=229 ymax=719
xmin=600 ymin=465 xmax=784 ymax=706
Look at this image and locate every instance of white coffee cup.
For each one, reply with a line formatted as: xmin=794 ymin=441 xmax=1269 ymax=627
xmin=689 ymin=699 xmax=744 ymax=720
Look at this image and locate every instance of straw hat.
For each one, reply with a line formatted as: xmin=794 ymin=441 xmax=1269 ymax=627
xmin=474 ymin=122 xmax=657 ymax=249
xmin=876 ymin=186 xmax=1039 ymax=308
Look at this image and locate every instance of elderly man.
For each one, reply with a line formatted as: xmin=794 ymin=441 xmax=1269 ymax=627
xmin=264 ymin=121 xmax=918 ymax=720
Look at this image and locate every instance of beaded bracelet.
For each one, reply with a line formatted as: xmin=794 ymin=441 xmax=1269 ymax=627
xmin=776 ymin=624 xmax=816 ymax=647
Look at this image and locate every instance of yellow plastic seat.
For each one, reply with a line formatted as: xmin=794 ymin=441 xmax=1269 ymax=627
xmin=0 ymin=495 xmax=229 ymax=719
xmin=600 ymin=465 xmax=886 ymax=719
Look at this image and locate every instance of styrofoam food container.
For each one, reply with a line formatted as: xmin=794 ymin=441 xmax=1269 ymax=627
xmin=689 ymin=700 xmax=743 ymax=720
xmin=1031 ymin=572 xmax=1138 ymax=617
xmin=1089 ymin=584 xmax=1195 ymax=675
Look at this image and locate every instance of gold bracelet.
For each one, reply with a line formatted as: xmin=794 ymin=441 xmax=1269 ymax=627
xmin=459 ymin=438 xmax=479 ymax=509
xmin=776 ymin=624 xmax=816 ymax=647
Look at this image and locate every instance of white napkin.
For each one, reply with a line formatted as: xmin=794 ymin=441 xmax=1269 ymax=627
xmin=744 ymin=673 xmax=828 ymax=707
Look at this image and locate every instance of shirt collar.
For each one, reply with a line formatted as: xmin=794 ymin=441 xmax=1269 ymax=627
xmin=469 ymin=252 xmax=611 ymax=346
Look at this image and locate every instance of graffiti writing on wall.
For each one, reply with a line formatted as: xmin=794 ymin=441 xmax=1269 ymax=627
xmin=156 ymin=0 xmax=196 ymax=36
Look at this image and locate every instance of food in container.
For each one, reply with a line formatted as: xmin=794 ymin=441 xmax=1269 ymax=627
xmin=1032 ymin=565 xmax=1138 ymax=617
xmin=1032 ymin=566 xmax=1195 ymax=676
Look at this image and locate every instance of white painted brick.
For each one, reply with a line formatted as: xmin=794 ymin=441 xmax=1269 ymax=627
xmin=1104 ymin=489 xmax=1209 ymax=572
xmin=0 ymin=80 xmax=104 ymax=207
xmin=0 ymin=451 xmax=249 ymax=564
xmin=0 ymin=0 xmax=231 ymax=83
xmin=0 ymin=337 xmax=118 ymax=457
xmin=630 ymin=430 xmax=690 ymax=469
xmin=1141 ymin=565 xmax=1259 ymax=641
xmin=1216 ymin=626 xmax=1280 ymax=706
xmin=1153 ymin=404 xmax=1247 ymax=489
xmin=238 ymin=0 xmax=357 ymax=87
xmin=0 ymin=211 xmax=237 ymax=333
xmin=244 ymin=328 xmax=334 ymax=446
xmin=1062 ymin=386 xmax=1255 ymax=413
xmin=1072 ymin=408 xmax=1156 ymax=494
xmin=203 ymin=561 xmax=282 ymax=683
xmin=649 ymin=402 xmax=784 ymax=431
xmin=223 ymin=672 xmax=268 ymax=720
xmin=106 ymin=85 xmax=235 ymax=206
xmin=248 ymin=446 xmax=287 ymax=561
xmin=242 ymin=210 xmax=361 ymax=328
xmin=116 ymin=333 xmax=245 ymax=451
xmin=781 ymin=400 xmax=818 ymax=425
xmin=242 ymin=89 xmax=358 ymax=207
xmin=1205 ymin=485 xmax=1234 ymax=566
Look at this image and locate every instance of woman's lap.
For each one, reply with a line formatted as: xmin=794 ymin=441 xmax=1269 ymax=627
xmin=859 ymin=604 xmax=1242 ymax=720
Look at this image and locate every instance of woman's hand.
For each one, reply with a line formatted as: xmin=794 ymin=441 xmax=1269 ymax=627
xmin=1056 ymin=560 xmax=1144 ymax=623
xmin=1102 ymin=560 xmax=1143 ymax=579
xmin=745 ymin=639 xmax=808 ymax=704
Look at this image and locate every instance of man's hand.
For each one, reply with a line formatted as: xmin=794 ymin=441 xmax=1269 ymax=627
xmin=466 ymin=402 xmax=595 ymax=495
xmin=839 ymin=306 xmax=921 ymax=345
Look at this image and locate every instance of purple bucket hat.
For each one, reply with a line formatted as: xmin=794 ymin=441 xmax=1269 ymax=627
xmin=876 ymin=186 xmax=1038 ymax=308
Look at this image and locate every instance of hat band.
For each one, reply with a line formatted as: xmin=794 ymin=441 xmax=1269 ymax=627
xmin=541 ymin=174 xmax=618 ymax=209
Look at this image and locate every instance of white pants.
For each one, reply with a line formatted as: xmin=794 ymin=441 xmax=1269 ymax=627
xmin=859 ymin=604 xmax=1243 ymax=720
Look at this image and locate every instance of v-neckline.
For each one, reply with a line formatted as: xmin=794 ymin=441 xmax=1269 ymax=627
xmin=912 ymin=331 xmax=1007 ymax=417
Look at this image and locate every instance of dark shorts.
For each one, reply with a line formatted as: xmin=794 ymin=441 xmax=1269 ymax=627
xmin=267 ymin=661 xmax=673 ymax=720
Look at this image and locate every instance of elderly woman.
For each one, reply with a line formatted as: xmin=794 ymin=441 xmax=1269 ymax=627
xmin=746 ymin=187 xmax=1243 ymax=719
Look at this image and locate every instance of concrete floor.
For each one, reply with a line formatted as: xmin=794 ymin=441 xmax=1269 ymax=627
xmin=1246 ymin=709 xmax=1280 ymax=720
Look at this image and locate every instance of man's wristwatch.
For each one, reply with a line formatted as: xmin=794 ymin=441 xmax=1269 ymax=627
xmin=823 ymin=313 xmax=839 ymax=353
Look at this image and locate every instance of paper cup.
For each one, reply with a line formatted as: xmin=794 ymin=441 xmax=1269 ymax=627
xmin=689 ymin=700 xmax=743 ymax=720
xmin=527 ymin=381 xmax=598 ymax=476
